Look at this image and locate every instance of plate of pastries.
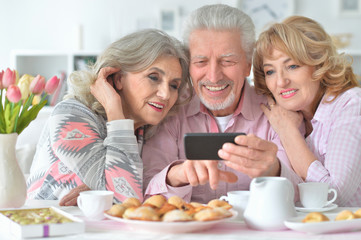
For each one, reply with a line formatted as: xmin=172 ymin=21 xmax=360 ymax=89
xmin=104 ymin=195 xmax=237 ymax=233
xmin=284 ymin=208 xmax=361 ymax=234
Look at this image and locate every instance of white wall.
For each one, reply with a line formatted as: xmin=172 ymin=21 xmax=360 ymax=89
xmin=1 ymin=0 xmax=361 ymax=70
xmin=296 ymin=0 xmax=361 ymax=50
xmin=0 ymin=0 xmax=238 ymax=70
xmin=0 ymin=0 xmax=114 ymax=70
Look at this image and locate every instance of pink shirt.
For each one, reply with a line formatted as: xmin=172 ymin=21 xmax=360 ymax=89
xmin=143 ymin=82 xmax=302 ymax=203
xmin=306 ymin=87 xmax=361 ymax=206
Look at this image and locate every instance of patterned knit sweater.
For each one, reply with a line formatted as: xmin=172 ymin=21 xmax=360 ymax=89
xmin=27 ymin=98 xmax=143 ymax=203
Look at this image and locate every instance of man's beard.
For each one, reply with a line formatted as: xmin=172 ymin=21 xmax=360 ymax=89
xmin=197 ymin=80 xmax=236 ymax=111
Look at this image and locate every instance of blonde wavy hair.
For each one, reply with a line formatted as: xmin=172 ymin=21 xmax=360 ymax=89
xmin=64 ymin=29 xmax=192 ymax=137
xmin=253 ymin=16 xmax=359 ymax=114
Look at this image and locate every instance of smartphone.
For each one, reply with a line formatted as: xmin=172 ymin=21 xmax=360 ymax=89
xmin=184 ymin=132 xmax=246 ymax=160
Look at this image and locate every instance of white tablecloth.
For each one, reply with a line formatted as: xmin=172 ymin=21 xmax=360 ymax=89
xmin=1 ymin=200 xmax=361 ymax=240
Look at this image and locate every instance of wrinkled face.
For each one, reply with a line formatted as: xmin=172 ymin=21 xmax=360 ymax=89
xmin=263 ymin=49 xmax=320 ymax=115
xmin=120 ymin=55 xmax=182 ymax=128
xmin=189 ymin=29 xmax=251 ymax=116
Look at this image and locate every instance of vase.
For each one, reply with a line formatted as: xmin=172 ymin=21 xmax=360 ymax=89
xmin=0 ymin=133 xmax=27 ymax=208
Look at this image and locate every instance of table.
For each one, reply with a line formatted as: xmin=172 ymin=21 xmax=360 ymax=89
xmin=1 ymin=200 xmax=361 ymax=240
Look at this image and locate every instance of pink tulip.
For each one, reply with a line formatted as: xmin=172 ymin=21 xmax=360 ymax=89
xmin=3 ymin=68 xmax=17 ymax=88
xmin=29 ymin=74 xmax=46 ymax=94
xmin=0 ymin=70 xmax=4 ymax=89
xmin=6 ymin=85 xmax=22 ymax=103
xmin=45 ymin=75 xmax=60 ymax=94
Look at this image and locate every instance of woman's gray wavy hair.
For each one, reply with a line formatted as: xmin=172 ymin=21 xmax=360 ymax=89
xmin=182 ymin=4 xmax=255 ymax=64
xmin=64 ymin=29 xmax=192 ymax=125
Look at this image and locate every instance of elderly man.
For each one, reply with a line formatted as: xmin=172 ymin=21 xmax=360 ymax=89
xmin=143 ymin=4 xmax=302 ymax=203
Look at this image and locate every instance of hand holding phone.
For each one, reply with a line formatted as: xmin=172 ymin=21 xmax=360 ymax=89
xmin=184 ymin=132 xmax=246 ymax=160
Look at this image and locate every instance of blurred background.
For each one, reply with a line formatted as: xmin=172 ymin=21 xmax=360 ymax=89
xmin=1 ymin=0 xmax=360 ymax=79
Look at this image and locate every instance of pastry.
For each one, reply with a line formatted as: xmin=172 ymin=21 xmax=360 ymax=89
xmin=157 ymin=202 xmax=177 ymax=216
xmin=213 ymin=207 xmax=233 ymax=218
xmin=194 ymin=208 xmax=225 ymax=221
xmin=122 ymin=197 xmax=141 ymax=208
xmin=181 ymin=203 xmax=196 ymax=216
xmin=190 ymin=202 xmax=203 ymax=208
xmin=143 ymin=195 xmax=167 ymax=208
xmin=188 ymin=201 xmax=210 ymax=214
xmin=167 ymin=195 xmax=186 ymax=209
xmin=302 ymin=212 xmax=329 ymax=223
xmin=112 ymin=195 xmax=234 ymax=222
xmin=335 ymin=210 xmax=356 ymax=221
xmin=194 ymin=205 xmax=211 ymax=214
xmin=207 ymin=199 xmax=232 ymax=210
xmin=162 ymin=209 xmax=193 ymax=222
xmin=106 ymin=204 xmax=127 ymax=218
xmin=123 ymin=206 xmax=160 ymax=221
xmin=354 ymin=208 xmax=361 ymax=218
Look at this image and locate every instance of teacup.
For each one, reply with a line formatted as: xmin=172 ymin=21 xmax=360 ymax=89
xmin=298 ymin=182 xmax=337 ymax=208
xmin=220 ymin=190 xmax=250 ymax=220
xmin=77 ymin=190 xmax=114 ymax=220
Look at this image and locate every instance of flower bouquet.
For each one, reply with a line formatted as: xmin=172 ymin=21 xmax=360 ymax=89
xmin=0 ymin=68 xmax=60 ymax=134
xmin=0 ymin=68 xmax=60 ymax=208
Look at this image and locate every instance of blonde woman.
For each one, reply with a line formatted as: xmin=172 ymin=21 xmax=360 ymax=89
xmin=253 ymin=16 xmax=361 ymax=206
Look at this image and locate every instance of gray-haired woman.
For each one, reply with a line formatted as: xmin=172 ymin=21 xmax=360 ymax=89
xmin=27 ymin=29 xmax=192 ymax=205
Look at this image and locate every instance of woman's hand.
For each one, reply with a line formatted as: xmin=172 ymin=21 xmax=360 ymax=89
xmin=90 ymin=67 xmax=124 ymax=121
xmin=59 ymin=184 xmax=90 ymax=206
xmin=261 ymin=97 xmax=303 ymax=136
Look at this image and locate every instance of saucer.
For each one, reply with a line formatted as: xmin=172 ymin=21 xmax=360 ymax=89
xmin=295 ymin=203 xmax=338 ymax=213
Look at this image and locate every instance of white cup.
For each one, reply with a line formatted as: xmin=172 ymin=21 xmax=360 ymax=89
xmin=77 ymin=190 xmax=114 ymax=220
xmin=220 ymin=190 xmax=250 ymax=220
xmin=298 ymin=182 xmax=337 ymax=208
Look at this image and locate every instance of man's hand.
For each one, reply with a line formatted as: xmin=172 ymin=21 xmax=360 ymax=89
xmin=59 ymin=184 xmax=91 ymax=206
xmin=218 ymin=134 xmax=280 ymax=178
xmin=166 ymin=160 xmax=238 ymax=190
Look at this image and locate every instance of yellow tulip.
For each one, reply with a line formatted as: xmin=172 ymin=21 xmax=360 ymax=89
xmin=15 ymin=69 xmax=19 ymax=84
xmin=32 ymin=94 xmax=42 ymax=105
xmin=18 ymin=74 xmax=34 ymax=100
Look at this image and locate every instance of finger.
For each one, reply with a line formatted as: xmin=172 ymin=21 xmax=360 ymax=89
xmin=98 ymin=67 xmax=120 ymax=79
xmin=219 ymin=170 xmax=238 ymax=183
xmin=224 ymin=152 xmax=264 ymax=169
xmin=260 ymin=103 xmax=271 ymax=116
xmin=183 ymin=161 xmax=201 ymax=186
xmin=59 ymin=184 xmax=90 ymax=206
xmin=267 ymin=96 xmax=276 ymax=106
xmin=194 ymin=161 xmax=210 ymax=185
xmin=234 ymin=134 xmax=277 ymax=152
xmin=223 ymin=142 xmax=269 ymax=164
xmin=219 ymin=147 xmax=259 ymax=173
xmin=225 ymin=158 xmax=280 ymax=178
xmin=206 ymin=161 xmax=220 ymax=190
xmin=63 ymin=196 xmax=79 ymax=206
xmin=59 ymin=190 xmax=78 ymax=206
xmin=224 ymin=160 xmax=263 ymax=178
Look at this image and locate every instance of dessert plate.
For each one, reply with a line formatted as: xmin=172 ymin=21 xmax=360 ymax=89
xmin=284 ymin=213 xmax=361 ymax=234
xmin=104 ymin=210 xmax=237 ymax=233
xmin=295 ymin=202 xmax=338 ymax=213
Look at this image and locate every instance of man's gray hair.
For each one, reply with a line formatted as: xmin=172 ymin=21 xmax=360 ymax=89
xmin=183 ymin=4 xmax=255 ymax=63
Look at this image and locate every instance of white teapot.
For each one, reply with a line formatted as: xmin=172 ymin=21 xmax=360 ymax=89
xmin=244 ymin=177 xmax=297 ymax=230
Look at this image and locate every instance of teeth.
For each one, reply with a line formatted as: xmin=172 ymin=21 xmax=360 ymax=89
xmin=205 ymin=85 xmax=227 ymax=91
xmin=149 ymin=102 xmax=163 ymax=109
xmin=281 ymin=90 xmax=296 ymax=95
